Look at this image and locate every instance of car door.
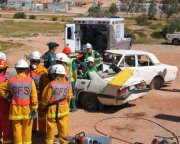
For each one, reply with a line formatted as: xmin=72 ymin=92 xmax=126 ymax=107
xmin=136 ymin=54 xmax=156 ymax=85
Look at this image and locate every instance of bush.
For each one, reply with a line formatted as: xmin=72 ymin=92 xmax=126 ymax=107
xmin=149 ymin=23 xmax=163 ymax=30
xmin=13 ymin=12 xmax=26 ymax=19
xmin=161 ymin=18 xmax=180 ymax=37
xmin=29 ymin=15 xmax=36 ymax=19
xmin=134 ymin=31 xmax=147 ymax=38
xmin=52 ymin=17 xmax=58 ymax=21
xmin=135 ymin=14 xmax=149 ymax=26
xmin=151 ymin=31 xmax=164 ymax=39
xmin=109 ymin=3 xmax=118 ymax=15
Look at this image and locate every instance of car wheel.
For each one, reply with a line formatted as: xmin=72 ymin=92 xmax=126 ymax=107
xmin=172 ymin=38 xmax=179 ymax=45
xmin=80 ymin=93 xmax=99 ymax=111
xmin=150 ymin=77 xmax=164 ymax=90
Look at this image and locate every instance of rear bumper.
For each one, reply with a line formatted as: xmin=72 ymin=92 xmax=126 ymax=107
xmin=97 ymin=88 xmax=150 ymax=105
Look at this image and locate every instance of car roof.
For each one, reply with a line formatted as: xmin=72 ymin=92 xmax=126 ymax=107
xmin=105 ymin=50 xmax=160 ymax=64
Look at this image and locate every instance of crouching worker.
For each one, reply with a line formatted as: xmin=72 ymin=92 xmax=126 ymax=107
xmin=6 ymin=59 xmax=38 ymax=144
xmin=42 ymin=64 xmax=72 ymax=144
xmin=0 ymin=59 xmax=13 ymax=144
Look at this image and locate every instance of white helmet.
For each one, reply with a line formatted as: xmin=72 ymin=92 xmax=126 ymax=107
xmin=55 ymin=53 xmax=69 ymax=63
xmin=86 ymin=57 xmax=94 ymax=62
xmin=85 ymin=43 xmax=92 ymax=49
xmin=29 ymin=51 xmax=41 ymax=60
xmin=15 ymin=59 xmax=29 ymax=68
xmin=51 ymin=64 xmax=66 ymax=75
xmin=0 ymin=52 xmax=7 ymax=61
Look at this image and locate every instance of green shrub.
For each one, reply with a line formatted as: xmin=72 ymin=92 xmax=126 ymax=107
xmin=135 ymin=14 xmax=149 ymax=26
xmin=52 ymin=17 xmax=58 ymax=21
xmin=13 ymin=12 xmax=26 ymax=19
xmin=161 ymin=18 xmax=180 ymax=37
xmin=149 ymin=23 xmax=163 ymax=30
xmin=151 ymin=31 xmax=164 ymax=39
xmin=134 ymin=31 xmax=147 ymax=38
xmin=29 ymin=15 xmax=36 ymax=19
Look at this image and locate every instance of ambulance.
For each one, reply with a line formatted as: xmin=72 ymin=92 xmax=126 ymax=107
xmin=65 ymin=17 xmax=131 ymax=53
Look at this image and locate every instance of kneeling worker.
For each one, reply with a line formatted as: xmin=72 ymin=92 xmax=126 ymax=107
xmin=42 ymin=64 xmax=72 ymax=144
xmin=80 ymin=57 xmax=97 ymax=79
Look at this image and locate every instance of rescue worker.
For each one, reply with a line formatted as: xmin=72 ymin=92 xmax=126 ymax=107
xmin=41 ymin=64 xmax=72 ymax=144
xmin=80 ymin=57 xmax=97 ymax=79
xmin=84 ymin=43 xmax=103 ymax=71
xmin=43 ymin=42 xmax=59 ymax=69
xmin=0 ymin=59 xmax=13 ymax=144
xmin=28 ymin=51 xmax=49 ymax=136
xmin=77 ymin=62 xmax=87 ymax=79
xmin=0 ymin=52 xmax=7 ymax=61
xmin=6 ymin=59 xmax=38 ymax=144
xmin=62 ymin=47 xmax=78 ymax=112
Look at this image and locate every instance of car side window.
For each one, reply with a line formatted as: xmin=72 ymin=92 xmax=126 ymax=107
xmin=120 ymin=55 xmax=135 ymax=67
xmin=138 ymin=55 xmax=153 ymax=66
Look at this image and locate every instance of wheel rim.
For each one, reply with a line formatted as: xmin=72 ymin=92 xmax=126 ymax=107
xmin=84 ymin=94 xmax=98 ymax=110
xmin=153 ymin=78 xmax=162 ymax=89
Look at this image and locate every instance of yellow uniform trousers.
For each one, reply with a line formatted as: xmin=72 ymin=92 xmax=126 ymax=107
xmin=46 ymin=115 xmax=69 ymax=144
xmin=12 ymin=119 xmax=33 ymax=144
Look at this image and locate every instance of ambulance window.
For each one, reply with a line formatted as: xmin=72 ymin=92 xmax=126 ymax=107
xmin=67 ymin=27 xmax=72 ymax=39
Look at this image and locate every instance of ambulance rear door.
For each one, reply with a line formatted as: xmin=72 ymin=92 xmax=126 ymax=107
xmin=65 ymin=24 xmax=76 ymax=52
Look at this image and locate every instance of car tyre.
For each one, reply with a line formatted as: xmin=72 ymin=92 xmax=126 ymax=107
xmin=150 ymin=77 xmax=164 ymax=90
xmin=80 ymin=93 xmax=99 ymax=111
xmin=172 ymin=38 xmax=179 ymax=45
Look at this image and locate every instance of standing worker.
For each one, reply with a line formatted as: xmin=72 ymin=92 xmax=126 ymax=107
xmin=42 ymin=64 xmax=72 ymax=144
xmin=62 ymin=47 xmax=78 ymax=112
xmin=84 ymin=43 xmax=103 ymax=71
xmin=6 ymin=59 xmax=38 ymax=144
xmin=28 ymin=51 xmax=49 ymax=137
xmin=43 ymin=42 xmax=59 ymax=69
xmin=0 ymin=59 xmax=13 ymax=144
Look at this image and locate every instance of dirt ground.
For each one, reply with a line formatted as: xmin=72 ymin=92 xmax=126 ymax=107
xmin=2 ymin=34 xmax=180 ymax=144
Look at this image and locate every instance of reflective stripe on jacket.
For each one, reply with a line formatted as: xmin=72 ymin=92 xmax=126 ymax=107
xmin=68 ymin=58 xmax=74 ymax=82
xmin=28 ymin=71 xmax=41 ymax=93
xmin=9 ymin=76 xmax=32 ymax=105
xmin=50 ymin=80 xmax=70 ymax=103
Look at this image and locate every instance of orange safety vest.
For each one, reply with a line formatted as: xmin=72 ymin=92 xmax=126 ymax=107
xmin=50 ymin=80 xmax=70 ymax=104
xmin=28 ymin=71 xmax=41 ymax=93
xmin=9 ymin=76 xmax=32 ymax=105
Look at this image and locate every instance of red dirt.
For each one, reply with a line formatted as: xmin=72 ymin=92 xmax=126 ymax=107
xmin=2 ymin=34 xmax=180 ymax=144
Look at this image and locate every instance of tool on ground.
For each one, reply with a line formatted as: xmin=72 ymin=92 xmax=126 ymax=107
xmin=64 ymin=132 xmax=111 ymax=144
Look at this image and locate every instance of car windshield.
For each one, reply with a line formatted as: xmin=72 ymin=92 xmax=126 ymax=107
xmin=103 ymin=53 xmax=122 ymax=65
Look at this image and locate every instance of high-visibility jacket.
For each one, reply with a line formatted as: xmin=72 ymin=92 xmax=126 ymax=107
xmin=68 ymin=58 xmax=74 ymax=82
xmin=0 ymin=74 xmax=10 ymax=115
xmin=85 ymin=50 xmax=102 ymax=67
xmin=28 ymin=64 xmax=48 ymax=95
xmin=42 ymin=76 xmax=72 ymax=119
xmin=9 ymin=76 xmax=32 ymax=105
xmin=7 ymin=73 xmax=38 ymax=120
xmin=49 ymin=80 xmax=70 ymax=103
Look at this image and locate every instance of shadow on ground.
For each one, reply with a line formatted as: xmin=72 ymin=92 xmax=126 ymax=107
xmin=154 ymin=114 xmax=180 ymax=122
xmin=159 ymin=88 xmax=180 ymax=93
xmin=80 ymin=103 xmax=136 ymax=114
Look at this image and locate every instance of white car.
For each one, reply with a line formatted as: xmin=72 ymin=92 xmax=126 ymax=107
xmin=166 ymin=32 xmax=180 ymax=45
xmin=76 ymin=69 xmax=149 ymax=110
xmin=103 ymin=50 xmax=178 ymax=89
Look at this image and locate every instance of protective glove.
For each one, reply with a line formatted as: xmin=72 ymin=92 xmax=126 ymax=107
xmin=30 ymin=111 xmax=38 ymax=119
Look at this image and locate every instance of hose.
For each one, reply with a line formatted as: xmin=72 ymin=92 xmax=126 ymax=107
xmin=94 ymin=116 xmax=179 ymax=144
